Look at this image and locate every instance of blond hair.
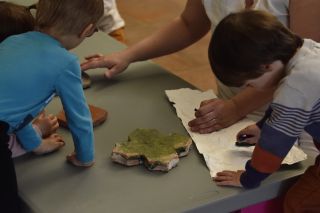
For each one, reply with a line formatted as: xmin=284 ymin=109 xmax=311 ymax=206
xmin=36 ymin=0 xmax=104 ymax=35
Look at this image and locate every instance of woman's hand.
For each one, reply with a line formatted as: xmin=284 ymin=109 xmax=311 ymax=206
xmin=188 ymin=99 xmax=241 ymax=133
xmin=81 ymin=52 xmax=131 ymax=78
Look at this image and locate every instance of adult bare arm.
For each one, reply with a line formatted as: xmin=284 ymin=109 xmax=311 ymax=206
xmin=81 ymin=0 xmax=211 ymax=78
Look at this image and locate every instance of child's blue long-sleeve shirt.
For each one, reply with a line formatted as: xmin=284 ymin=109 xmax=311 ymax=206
xmin=0 ymin=31 xmax=94 ymax=163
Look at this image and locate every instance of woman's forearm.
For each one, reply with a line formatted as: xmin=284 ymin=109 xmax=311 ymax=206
xmin=231 ymin=86 xmax=275 ymax=119
xmin=122 ymin=0 xmax=211 ymax=63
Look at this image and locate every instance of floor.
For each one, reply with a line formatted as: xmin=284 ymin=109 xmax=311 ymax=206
xmin=117 ymin=0 xmax=217 ymax=92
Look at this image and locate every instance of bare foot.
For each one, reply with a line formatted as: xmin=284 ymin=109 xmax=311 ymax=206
xmin=33 ymin=133 xmax=65 ymax=155
xmin=33 ymin=112 xmax=59 ymax=138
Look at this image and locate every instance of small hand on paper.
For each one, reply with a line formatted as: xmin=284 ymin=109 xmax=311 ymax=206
xmin=188 ymin=99 xmax=240 ymax=133
xmin=213 ymin=170 xmax=244 ymax=187
xmin=237 ymin=124 xmax=261 ymax=144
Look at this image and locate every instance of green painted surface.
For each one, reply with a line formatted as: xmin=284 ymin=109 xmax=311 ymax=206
xmin=114 ymin=128 xmax=190 ymax=161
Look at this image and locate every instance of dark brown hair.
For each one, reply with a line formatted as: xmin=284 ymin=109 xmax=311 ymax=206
xmin=209 ymin=10 xmax=303 ymax=87
xmin=36 ymin=0 xmax=104 ymax=35
xmin=0 ymin=1 xmax=35 ymax=42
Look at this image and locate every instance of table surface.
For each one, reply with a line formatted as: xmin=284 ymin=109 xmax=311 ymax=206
xmin=13 ymin=1 xmax=313 ymax=213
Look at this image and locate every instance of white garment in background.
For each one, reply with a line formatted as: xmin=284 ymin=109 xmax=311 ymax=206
xmin=98 ymin=0 xmax=125 ymax=34
xmin=202 ymin=0 xmax=289 ymax=30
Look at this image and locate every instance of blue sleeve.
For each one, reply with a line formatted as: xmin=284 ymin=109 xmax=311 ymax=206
xmin=15 ymin=123 xmax=41 ymax=151
xmin=55 ymin=59 xmax=94 ymax=163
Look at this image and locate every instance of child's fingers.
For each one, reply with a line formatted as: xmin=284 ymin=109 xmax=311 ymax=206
xmin=213 ymin=170 xmax=243 ymax=187
xmin=47 ymin=114 xmax=57 ymax=121
xmin=215 ymin=180 xmax=238 ymax=186
xmin=244 ymin=137 xmax=258 ymax=144
xmin=214 ymin=171 xmax=236 ymax=182
xmin=33 ymin=134 xmax=65 ymax=155
xmin=236 ymin=126 xmax=257 ymax=139
xmin=51 ymin=133 xmax=65 ymax=144
xmin=237 ymin=129 xmax=251 ymax=138
xmin=51 ymin=122 xmax=59 ymax=131
xmin=38 ymin=111 xmax=46 ymax=118
xmin=47 ymin=114 xmax=59 ymax=130
xmin=51 ymin=118 xmax=59 ymax=130
xmin=216 ymin=170 xmax=237 ymax=177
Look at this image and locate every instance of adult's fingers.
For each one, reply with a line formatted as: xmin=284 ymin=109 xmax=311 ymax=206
xmin=81 ymin=59 xmax=105 ymax=71
xmin=196 ymin=100 xmax=219 ymax=116
xmin=84 ymin=53 xmax=103 ymax=60
xmin=199 ymin=99 xmax=217 ymax=107
xmin=189 ymin=111 xmax=216 ymax=126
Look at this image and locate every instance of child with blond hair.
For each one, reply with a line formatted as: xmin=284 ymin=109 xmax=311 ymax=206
xmin=0 ymin=0 xmax=104 ymax=211
xmin=0 ymin=2 xmax=65 ymax=158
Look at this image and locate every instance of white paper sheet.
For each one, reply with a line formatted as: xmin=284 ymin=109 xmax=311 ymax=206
xmin=165 ymin=88 xmax=307 ymax=177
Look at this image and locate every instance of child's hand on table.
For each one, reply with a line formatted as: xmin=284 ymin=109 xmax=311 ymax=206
xmin=66 ymin=152 xmax=94 ymax=168
xmin=33 ymin=133 xmax=65 ymax=155
xmin=188 ymin=99 xmax=240 ymax=133
xmin=213 ymin=170 xmax=244 ymax=187
xmin=33 ymin=112 xmax=59 ymax=138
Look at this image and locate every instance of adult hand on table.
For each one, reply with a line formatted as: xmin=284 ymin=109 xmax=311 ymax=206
xmin=188 ymin=99 xmax=241 ymax=133
xmin=81 ymin=52 xmax=131 ymax=78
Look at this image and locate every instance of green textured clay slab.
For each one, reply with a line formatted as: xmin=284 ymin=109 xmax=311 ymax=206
xmin=111 ymin=129 xmax=192 ymax=172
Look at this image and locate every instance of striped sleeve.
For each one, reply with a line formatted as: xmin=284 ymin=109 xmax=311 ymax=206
xmin=241 ymin=103 xmax=310 ymax=188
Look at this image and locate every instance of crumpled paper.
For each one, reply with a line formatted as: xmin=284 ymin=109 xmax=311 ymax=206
xmin=165 ymin=88 xmax=307 ymax=177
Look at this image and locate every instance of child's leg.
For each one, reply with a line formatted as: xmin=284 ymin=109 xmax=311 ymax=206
xmin=33 ymin=133 xmax=65 ymax=155
xmin=283 ymin=155 xmax=320 ymax=212
xmin=0 ymin=121 xmax=21 ymax=212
